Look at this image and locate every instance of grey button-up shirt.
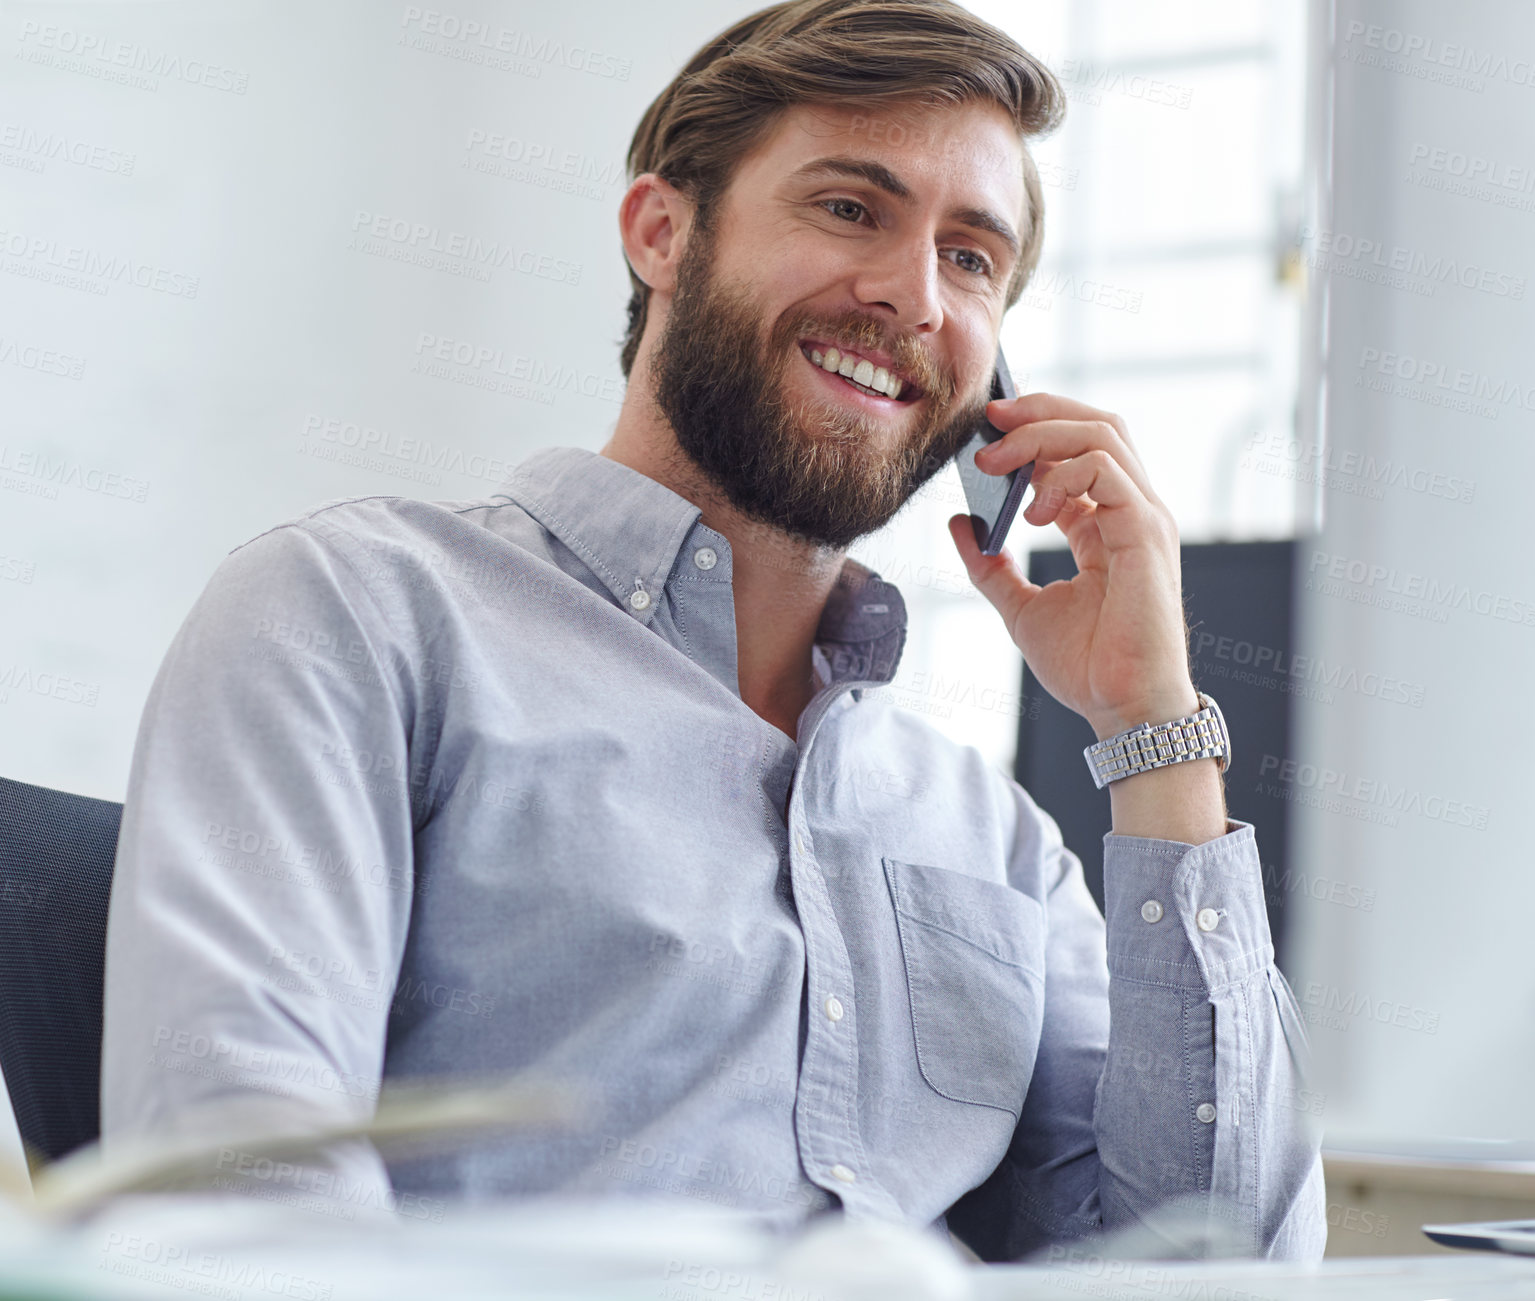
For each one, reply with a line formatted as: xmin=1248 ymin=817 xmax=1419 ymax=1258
xmin=101 ymin=445 xmax=1325 ymax=1258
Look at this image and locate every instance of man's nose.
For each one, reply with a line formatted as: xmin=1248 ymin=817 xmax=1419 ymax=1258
xmin=846 ymin=234 xmax=945 ymax=335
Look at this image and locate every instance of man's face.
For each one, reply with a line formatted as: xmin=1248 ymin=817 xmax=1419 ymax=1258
xmin=647 ymin=99 xmax=1028 ymax=552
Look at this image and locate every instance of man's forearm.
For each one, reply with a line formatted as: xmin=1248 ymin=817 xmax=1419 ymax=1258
xmin=1107 ymin=755 xmax=1228 ymax=845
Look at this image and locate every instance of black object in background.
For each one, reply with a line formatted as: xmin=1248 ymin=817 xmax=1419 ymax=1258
xmin=1014 ymin=541 xmax=1297 ymax=968
xmin=0 ymin=775 xmax=121 ymax=1162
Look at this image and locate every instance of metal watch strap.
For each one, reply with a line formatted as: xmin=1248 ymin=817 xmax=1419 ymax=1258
xmin=1083 ymin=691 xmax=1231 ymax=791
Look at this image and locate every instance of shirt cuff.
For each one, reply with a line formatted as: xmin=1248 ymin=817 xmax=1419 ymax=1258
xmin=1100 ymin=819 xmax=1274 ymax=993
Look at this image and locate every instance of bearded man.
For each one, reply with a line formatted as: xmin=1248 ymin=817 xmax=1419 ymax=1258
xmin=102 ymin=0 xmax=1325 ymax=1261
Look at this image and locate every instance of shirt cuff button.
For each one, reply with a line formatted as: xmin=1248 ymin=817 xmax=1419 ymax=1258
xmin=1196 ymin=908 xmax=1221 ymax=932
xmin=1140 ymin=900 xmax=1164 ymax=923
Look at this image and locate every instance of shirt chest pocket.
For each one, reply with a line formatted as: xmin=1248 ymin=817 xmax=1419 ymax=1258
xmin=882 ymin=857 xmax=1047 ymax=1118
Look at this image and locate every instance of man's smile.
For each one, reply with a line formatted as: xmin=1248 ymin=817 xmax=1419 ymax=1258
xmin=795 ymin=341 xmax=925 ymax=412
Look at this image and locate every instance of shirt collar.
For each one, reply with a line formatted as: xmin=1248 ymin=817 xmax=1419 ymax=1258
xmin=495 ymin=446 xmax=908 ymax=687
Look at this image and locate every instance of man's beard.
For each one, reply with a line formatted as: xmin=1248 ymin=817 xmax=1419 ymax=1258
xmin=647 ymin=217 xmax=995 ymax=553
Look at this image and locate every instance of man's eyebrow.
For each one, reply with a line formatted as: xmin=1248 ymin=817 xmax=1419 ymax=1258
xmin=784 ymin=155 xmax=1021 ymax=263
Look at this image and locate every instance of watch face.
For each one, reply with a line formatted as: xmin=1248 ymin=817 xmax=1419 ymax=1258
xmin=1198 ymin=692 xmax=1231 ymax=771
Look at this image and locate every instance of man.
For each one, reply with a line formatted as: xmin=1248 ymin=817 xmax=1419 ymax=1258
xmin=102 ymin=0 xmax=1326 ymax=1260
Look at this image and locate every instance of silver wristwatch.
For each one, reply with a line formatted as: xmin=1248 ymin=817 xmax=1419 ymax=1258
xmin=1083 ymin=691 xmax=1231 ymax=790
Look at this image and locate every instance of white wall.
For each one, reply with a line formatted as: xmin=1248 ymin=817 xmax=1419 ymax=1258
xmin=1 ymin=0 xmax=757 ymax=799
xmin=1288 ymin=0 xmax=1535 ymax=1154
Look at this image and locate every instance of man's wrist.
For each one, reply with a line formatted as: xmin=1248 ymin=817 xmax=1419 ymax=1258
xmin=1088 ymin=682 xmax=1202 ymax=742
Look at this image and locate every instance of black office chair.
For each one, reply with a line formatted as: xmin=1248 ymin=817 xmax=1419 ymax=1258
xmin=0 ymin=775 xmax=121 ymax=1165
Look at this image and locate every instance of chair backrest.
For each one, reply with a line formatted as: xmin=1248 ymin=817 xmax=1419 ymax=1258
xmin=0 ymin=776 xmax=122 ymax=1163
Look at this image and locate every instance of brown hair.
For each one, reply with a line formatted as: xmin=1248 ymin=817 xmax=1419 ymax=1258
xmin=618 ymin=0 xmax=1066 ymax=379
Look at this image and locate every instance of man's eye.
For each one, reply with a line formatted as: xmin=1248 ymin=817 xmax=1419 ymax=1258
xmin=822 ymin=198 xmax=869 ymax=223
xmin=949 ymin=249 xmax=993 ymax=277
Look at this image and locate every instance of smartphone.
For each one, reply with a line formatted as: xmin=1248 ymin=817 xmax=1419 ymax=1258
xmin=954 ymin=345 xmax=1034 ymax=556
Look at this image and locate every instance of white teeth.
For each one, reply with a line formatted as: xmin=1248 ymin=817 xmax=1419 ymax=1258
xmin=806 ymin=344 xmax=905 ymax=399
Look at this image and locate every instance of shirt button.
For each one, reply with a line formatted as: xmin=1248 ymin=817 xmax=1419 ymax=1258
xmin=824 ymin=996 xmax=844 ymax=1022
xmin=830 ymin=1164 xmax=857 ymax=1184
xmin=1140 ymin=900 xmax=1164 ymax=924
xmin=628 ymin=587 xmax=651 ymax=611
xmin=1196 ymin=908 xmax=1220 ymax=932
xmin=692 ymin=546 xmax=717 ymax=570
xmin=1196 ymin=1102 xmax=1216 ymax=1124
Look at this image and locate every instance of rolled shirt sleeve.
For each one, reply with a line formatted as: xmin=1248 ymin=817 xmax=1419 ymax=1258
xmin=100 ymin=520 xmax=417 ymax=1210
xmin=947 ymin=794 xmax=1326 ymax=1261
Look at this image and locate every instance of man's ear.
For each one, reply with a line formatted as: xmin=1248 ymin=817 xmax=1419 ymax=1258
xmin=619 ymin=173 xmax=696 ymax=297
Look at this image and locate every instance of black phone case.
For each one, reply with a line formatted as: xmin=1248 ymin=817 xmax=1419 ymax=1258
xmin=955 ymin=348 xmax=1034 ymax=555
